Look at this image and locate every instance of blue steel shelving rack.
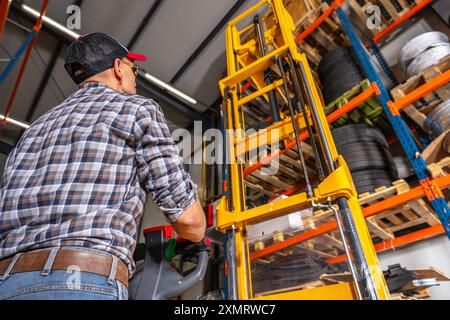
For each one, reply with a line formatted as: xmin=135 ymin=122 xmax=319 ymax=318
xmin=335 ymin=7 xmax=450 ymax=239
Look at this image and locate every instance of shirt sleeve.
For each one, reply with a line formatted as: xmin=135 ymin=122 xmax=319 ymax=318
xmin=133 ymin=99 xmax=197 ymax=224
xmin=0 ymin=147 xmax=18 ymax=189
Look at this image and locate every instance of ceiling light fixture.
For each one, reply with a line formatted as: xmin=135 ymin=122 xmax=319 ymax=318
xmin=142 ymin=72 xmax=197 ymax=105
xmin=1 ymin=114 xmax=30 ymax=130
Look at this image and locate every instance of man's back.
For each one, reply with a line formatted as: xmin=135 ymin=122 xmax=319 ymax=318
xmin=0 ymin=82 xmax=195 ymax=274
xmin=0 ymin=33 xmax=205 ymax=301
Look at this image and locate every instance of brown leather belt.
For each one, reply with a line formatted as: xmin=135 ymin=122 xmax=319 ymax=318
xmin=0 ymin=249 xmax=129 ymax=288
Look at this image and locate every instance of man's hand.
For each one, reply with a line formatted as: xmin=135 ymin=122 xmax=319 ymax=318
xmin=175 ymin=237 xmax=212 ymax=262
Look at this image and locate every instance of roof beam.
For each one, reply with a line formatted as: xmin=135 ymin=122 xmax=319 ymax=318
xmin=127 ymin=0 xmax=163 ymax=49
xmin=0 ymin=139 xmax=14 ymax=155
xmin=169 ymin=0 xmax=245 ymax=85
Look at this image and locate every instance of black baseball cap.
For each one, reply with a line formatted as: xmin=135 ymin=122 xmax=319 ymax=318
xmin=65 ymin=32 xmax=147 ymax=84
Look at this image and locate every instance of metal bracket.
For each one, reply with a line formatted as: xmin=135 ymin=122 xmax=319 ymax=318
xmin=420 ymin=178 xmax=445 ymax=201
xmin=387 ymin=101 xmax=400 ymax=117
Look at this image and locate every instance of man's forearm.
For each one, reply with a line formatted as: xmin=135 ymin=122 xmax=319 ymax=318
xmin=172 ymin=199 xmax=206 ymax=242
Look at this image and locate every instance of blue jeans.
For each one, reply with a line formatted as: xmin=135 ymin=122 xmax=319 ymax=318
xmin=0 ymin=249 xmax=128 ymax=300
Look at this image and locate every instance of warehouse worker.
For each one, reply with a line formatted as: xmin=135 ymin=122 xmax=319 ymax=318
xmin=0 ymin=33 xmax=206 ymax=300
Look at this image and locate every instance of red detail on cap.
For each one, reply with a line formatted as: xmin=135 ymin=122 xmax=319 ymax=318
xmin=126 ymin=51 xmax=147 ymax=62
xmin=143 ymin=225 xmax=173 ymax=239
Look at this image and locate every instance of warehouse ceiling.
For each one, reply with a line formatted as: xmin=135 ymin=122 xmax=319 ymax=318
xmin=0 ymin=0 xmax=264 ymax=148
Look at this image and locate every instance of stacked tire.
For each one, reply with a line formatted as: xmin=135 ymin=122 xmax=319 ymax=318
xmin=318 ymin=46 xmax=365 ymax=105
xmin=398 ymin=31 xmax=450 ymax=78
xmin=424 ymin=99 xmax=450 ymax=138
xmin=332 ymin=124 xmax=399 ymax=194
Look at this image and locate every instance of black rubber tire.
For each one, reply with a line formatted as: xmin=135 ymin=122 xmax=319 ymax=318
xmin=320 ymin=46 xmax=351 ymax=60
xmin=320 ymin=54 xmax=356 ymax=72
xmin=331 ymin=124 xmax=398 ymax=194
xmin=323 ymin=76 xmax=363 ymax=97
xmin=323 ymin=70 xmax=364 ymax=104
xmin=318 ymin=47 xmax=353 ymax=75
xmin=336 ymin=141 xmax=388 ymax=154
xmin=351 ymin=170 xmax=396 ymax=194
xmin=337 ymin=141 xmax=398 ymax=177
xmin=332 ymin=124 xmax=390 ymax=149
xmin=351 ymin=169 xmax=395 ymax=180
xmin=340 ymin=149 xmax=397 ymax=173
xmin=354 ymin=182 xmax=392 ymax=195
xmin=424 ymin=99 xmax=450 ymax=137
xmin=319 ymin=57 xmax=358 ymax=82
xmin=322 ymin=66 xmax=362 ymax=89
xmin=354 ymin=177 xmax=397 ymax=186
xmin=323 ymin=70 xmax=363 ymax=88
xmin=324 ymin=78 xmax=364 ymax=104
xmin=318 ymin=46 xmax=365 ymax=105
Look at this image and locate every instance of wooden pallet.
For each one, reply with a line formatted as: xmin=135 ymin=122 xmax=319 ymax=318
xmin=250 ymin=210 xmax=347 ymax=263
xmin=428 ymin=156 xmax=450 ymax=179
xmin=348 ymin=0 xmax=419 ymax=37
xmin=293 ymin=2 xmax=347 ymax=71
xmin=391 ymin=55 xmax=450 ymax=117
xmin=422 ymin=130 xmax=450 ymax=165
xmin=245 ymin=142 xmax=318 ymax=199
xmin=358 ymin=179 xmax=441 ymax=240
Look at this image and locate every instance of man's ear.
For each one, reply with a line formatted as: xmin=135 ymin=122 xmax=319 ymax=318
xmin=113 ymin=58 xmax=123 ymax=81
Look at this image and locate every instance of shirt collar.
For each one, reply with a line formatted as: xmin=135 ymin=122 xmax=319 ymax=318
xmin=81 ymin=81 xmax=109 ymax=90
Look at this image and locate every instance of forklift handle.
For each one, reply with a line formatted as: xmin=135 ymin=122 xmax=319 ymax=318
xmin=129 ymin=227 xmax=209 ymax=300
xmin=155 ymin=251 xmax=209 ymax=300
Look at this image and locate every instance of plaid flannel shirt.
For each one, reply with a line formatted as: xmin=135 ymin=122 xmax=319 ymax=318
xmin=0 ymin=82 xmax=197 ymax=275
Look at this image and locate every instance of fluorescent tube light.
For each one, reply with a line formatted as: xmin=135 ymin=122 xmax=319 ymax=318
xmin=143 ymin=72 xmax=197 ymax=105
xmin=1 ymin=115 xmax=30 ymax=130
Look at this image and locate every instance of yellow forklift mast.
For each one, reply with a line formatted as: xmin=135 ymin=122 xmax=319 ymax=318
xmin=216 ymin=0 xmax=391 ymax=300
